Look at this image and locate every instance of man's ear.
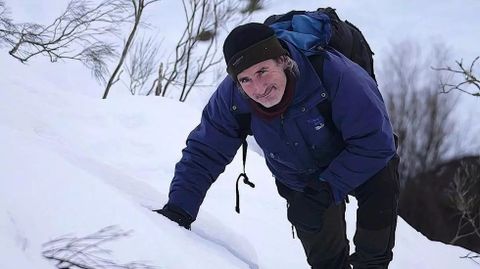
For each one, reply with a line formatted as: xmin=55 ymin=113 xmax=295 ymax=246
xmin=278 ymin=55 xmax=290 ymax=70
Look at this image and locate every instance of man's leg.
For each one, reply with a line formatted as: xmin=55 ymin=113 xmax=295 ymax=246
xmin=296 ymin=203 xmax=351 ymax=269
xmin=350 ymin=156 xmax=400 ymax=269
xmin=276 ymin=180 xmax=350 ymax=269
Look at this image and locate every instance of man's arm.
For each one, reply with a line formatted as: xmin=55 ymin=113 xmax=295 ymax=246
xmin=319 ymin=55 xmax=396 ymax=204
xmin=165 ymin=78 xmax=245 ymax=220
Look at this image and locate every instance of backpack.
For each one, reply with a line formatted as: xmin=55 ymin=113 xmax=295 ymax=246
xmin=264 ymin=7 xmax=376 ymax=81
xmin=233 ymin=7 xmax=377 ymax=213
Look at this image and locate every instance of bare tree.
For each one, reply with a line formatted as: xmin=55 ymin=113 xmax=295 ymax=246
xmin=433 ymin=56 xmax=480 ymax=97
xmin=448 ymin=157 xmax=480 ymax=246
xmin=0 ymin=0 xmax=132 ymax=84
xmin=102 ymin=0 xmax=160 ymax=99
xmin=379 ymin=41 xmax=458 ymax=185
xmin=150 ymin=0 xmax=260 ymax=101
xmin=42 ymin=226 xmax=157 ymax=269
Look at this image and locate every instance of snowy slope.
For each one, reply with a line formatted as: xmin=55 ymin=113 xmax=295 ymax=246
xmin=1 ymin=55 xmax=479 ymax=269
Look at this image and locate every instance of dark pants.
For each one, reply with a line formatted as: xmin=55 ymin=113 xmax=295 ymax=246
xmin=276 ymin=156 xmax=400 ymax=269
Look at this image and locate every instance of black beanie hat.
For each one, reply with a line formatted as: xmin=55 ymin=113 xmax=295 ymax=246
xmin=223 ymin=23 xmax=287 ymax=78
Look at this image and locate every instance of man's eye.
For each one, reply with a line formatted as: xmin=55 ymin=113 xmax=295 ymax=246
xmin=240 ymin=78 xmax=250 ymax=84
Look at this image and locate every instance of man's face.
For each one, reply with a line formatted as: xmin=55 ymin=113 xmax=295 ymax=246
xmin=237 ymin=59 xmax=287 ymax=108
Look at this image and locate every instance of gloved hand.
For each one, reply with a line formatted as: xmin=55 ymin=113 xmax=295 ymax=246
xmin=153 ymin=204 xmax=194 ymax=230
xmin=287 ymin=179 xmax=333 ymax=233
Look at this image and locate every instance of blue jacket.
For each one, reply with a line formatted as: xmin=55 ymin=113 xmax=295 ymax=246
xmin=168 ymin=41 xmax=396 ymax=219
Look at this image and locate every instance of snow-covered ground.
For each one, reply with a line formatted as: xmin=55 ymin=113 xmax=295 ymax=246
xmin=1 ymin=55 xmax=479 ymax=269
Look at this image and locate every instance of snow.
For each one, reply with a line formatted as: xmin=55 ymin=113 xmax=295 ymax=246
xmin=1 ymin=55 xmax=479 ymax=269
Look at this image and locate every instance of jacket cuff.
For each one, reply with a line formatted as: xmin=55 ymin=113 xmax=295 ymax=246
xmin=165 ymin=203 xmax=194 ymax=221
xmin=316 ymin=176 xmax=346 ymax=204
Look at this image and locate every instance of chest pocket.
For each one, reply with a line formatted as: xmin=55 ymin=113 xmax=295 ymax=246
xmin=297 ymin=108 xmax=345 ymax=168
xmin=250 ymin=118 xmax=305 ymax=171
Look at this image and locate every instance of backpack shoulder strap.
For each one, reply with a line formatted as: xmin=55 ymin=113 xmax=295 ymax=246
xmin=308 ymin=53 xmax=337 ymax=133
xmin=234 ymin=112 xmax=252 ymax=138
xmin=309 ymin=52 xmax=325 ymax=82
xmin=232 ymin=112 xmax=254 ymax=214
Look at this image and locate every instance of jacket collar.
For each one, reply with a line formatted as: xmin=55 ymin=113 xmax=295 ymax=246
xmin=281 ymin=41 xmax=329 ymax=118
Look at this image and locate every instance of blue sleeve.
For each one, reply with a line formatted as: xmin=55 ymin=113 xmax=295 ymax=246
xmin=319 ymin=64 xmax=396 ymax=204
xmin=167 ymin=79 xmax=244 ymax=219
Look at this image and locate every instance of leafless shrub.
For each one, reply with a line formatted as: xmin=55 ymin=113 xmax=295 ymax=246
xmin=152 ymin=0 xmax=261 ymax=101
xmin=125 ymin=37 xmax=160 ymax=95
xmin=0 ymin=0 xmax=132 ymax=84
xmin=448 ymin=158 xmax=480 ymax=246
xmin=102 ymin=0 xmax=161 ymax=99
xmin=42 ymin=226 xmax=157 ymax=269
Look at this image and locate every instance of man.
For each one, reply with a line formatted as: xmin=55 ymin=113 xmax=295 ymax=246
xmin=156 ymin=22 xmax=400 ymax=269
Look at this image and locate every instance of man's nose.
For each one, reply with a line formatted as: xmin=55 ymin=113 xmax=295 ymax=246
xmin=252 ymin=78 xmax=265 ymax=93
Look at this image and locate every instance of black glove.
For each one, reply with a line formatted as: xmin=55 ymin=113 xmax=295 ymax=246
xmin=153 ymin=204 xmax=194 ymax=230
xmin=287 ymin=179 xmax=333 ymax=233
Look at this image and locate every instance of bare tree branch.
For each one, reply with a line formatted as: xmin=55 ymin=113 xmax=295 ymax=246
xmin=433 ymin=56 xmax=480 ymax=97
xmin=146 ymin=63 xmax=163 ymax=96
xmin=42 ymin=226 xmax=158 ymax=269
xmin=460 ymin=252 xmax=480 ymax=265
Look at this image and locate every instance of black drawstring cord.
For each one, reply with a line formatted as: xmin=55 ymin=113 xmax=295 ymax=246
xmin=235 ymin=139 xmax=255 ymax=213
